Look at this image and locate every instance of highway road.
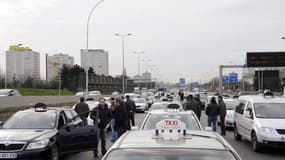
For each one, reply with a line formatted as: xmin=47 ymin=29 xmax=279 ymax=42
xmin=63 ymin=112 xmax=285 ymax=160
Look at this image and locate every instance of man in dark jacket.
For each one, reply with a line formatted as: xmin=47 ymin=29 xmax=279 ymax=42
xmin=218 ymin=95 xmax=227 ymax=135
xmin=183 ymin=95 xmax=201 ymax=119
xmin=125 ymin=95 xmax=136 ymax=129
xmin=113 ymin=97 xmax=128 ymax=137
xmin=74 ymin=97 xmax=90 ymax=126
xmin=90 ymin=97 xmax=111 ymax=157
xmin=206 ymin=97 xmax=220 ymax=131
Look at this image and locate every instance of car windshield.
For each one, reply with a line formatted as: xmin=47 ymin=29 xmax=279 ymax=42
xmin=254 ymin=103 xmax=285 ymax=119
xmin=105 ymin=149 xmax=237 ymax=160
xmin=2 ymin=110 xmax=57 ymax=129
xmin=142 ymin=114 xmax=200 ymax=130
xmin=225 ymin=101 xmax=240 ymax=110
xmin=134 ymin=98 xmax=146 ymax=103
xmin=90 ymin=91 xmax=100 ymax=94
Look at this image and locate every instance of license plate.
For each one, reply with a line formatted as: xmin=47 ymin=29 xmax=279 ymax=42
xmin=0 ymin=153 xmax=17 ymax=159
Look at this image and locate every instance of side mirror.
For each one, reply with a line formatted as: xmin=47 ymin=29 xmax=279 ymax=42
xmin=65 ymin=123 xmax=74 ymax=132
xmin=131 ymin=126 xmax=139 ymax=131
xmin=245 ymin=111 xmax=253 ymax=119
xmin=204 ymin=127 xmax=212 ymax=131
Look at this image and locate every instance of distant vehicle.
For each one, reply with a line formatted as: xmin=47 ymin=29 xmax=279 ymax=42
xmin=140 ymin=108 xmax=202 ymax=130
xmin=88 ymin=90 xmax=101 ymax=97
xmin=0 ymin=89 xmax=21 ymax=96
xmin=75 ymin=91 xmax=85 ymax=96
xmin=102 ymin=121 xmax=241 ymax=160
xmin=124 ymin=93 xmax=138 ymax=100
xmin=133 ymin=97 xmax=148 ymax=113
xmin=111 ymin=91 xmax=120 ymax=96
xmin=234 ymin=93 xmax=285 ymax=152
xmin=0 ymin=105 xmax=97 ymax=160
xmin=148 ymin=102 xmax=170 ymax=111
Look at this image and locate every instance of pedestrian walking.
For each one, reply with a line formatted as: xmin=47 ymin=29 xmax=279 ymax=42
xmin=194 ymin=94 xmax=204 ymax=121
xmin=74 ymin=97 xmax=90 ymax=126
xmin=183 ymin=95 xmax=201 ymax=120
xmin=113 ymin=97 xmax=128 ymax=137
xmin=178 ymin=90 xmax=184 ymax=102
xmin=218 ymin=95 xmax=227 ymax=136
xmin=125 ymin=95 xmax=136 ymax=130
xmin=109 ymin=97 xmax=118 ymax=142
xmin=90 ymin=97 xmax=112 ymax=158
xmin=206 ymin=97 xmax=220 ymax=131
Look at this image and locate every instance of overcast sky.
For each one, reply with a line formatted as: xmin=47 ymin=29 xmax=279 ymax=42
xmin=1 ymin=0 xmax=285 ymax=83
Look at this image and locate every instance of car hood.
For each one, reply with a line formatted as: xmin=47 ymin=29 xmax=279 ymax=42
xmin=0 ymin=129 xmax=56 ymax=141
xmin=257 ymin=118 xmax=285 ymax=129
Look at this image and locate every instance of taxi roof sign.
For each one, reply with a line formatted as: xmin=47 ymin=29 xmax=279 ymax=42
xmin=155 ymin=119 xmax=187 ymax=131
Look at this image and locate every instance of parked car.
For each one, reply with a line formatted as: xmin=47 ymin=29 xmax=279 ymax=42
xmin=88 ymin=91 xmax=101 ymax=97
xmin=133 ymin=97 xmax=148 ymax=113
xmin=218 ymin=98 xmax=240 ymax=128
xmin=234 ymin=93 xmax=285 ymax=152
xmin=0 ymin=89 xmax=21 ymax=96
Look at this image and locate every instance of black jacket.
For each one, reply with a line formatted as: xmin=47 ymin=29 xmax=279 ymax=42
xmin=74 ymin=102 xmax=90 ymax=118
xmin=219 ymin=101 xmax=227 ymax=117
xmin=90 ymin=104 xmax=111 ymax=129
xmin=206 ymin=103 xmax=220 ymax=117
xmin=113 ymin=103 xmax=128 ymax=130
xmin=183 ymin=100 xmax=201 ymax=118
xmin=125 ymin=99 xmax=136 ymax=113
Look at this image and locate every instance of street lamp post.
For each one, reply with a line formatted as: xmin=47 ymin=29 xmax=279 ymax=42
xmin=115 ymin=33 xmax=132 ymax=94
xmin=133 ymin=51 xmax=144 ymax=76
xmin=85 ymin=0 xmax=105 ymax=99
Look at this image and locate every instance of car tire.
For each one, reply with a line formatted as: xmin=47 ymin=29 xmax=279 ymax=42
xmin=234 ymin=125 xmax=242 ymax=141
xmin=47 ymin=145 xmax=59 ymax=160
xmin=251 ymin=131 xmax=262 ymax=152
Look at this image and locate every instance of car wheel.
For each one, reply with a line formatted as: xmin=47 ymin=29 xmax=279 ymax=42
xmin=47 ymin=145 xmax=59 ymax=160
xmin=234 ymin=125 xmax=241 ymax=141
xmin=251 ymin=132 xmax=262 ymax=152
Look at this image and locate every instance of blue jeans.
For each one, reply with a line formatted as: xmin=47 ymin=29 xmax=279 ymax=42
xmin=208 ymin=116 xmax=217 ymax=131
xmin=111 ymin=119 xmax=118 ymax=141
xmin=94 ymin=128 xmax=107 ymax=155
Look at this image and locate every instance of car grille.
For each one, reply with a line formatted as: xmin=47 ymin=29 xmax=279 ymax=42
xmin=276 ymin=129 xmax=285 ymax=135
xmin=0 ymin=142 xmax=26 ymax=151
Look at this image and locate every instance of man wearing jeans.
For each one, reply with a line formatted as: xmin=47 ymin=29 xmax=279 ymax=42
xmin=206 ymin=97 xmax=220 ymax=131
xmin=109 ymin=97 xmax=118 ymax=142
xmin=90 ymin=97 xmax=111 ymax=158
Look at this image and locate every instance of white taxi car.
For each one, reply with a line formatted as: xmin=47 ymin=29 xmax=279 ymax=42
xmin=140 ymin=103 xmax=202 ymax=130
xmin=234 ymin=92 xmax=285 ymax=152
xmin=218 ymin=98 xmax=240 ymax=128
xmin=102 ymin=120 xmax=242 ymax=160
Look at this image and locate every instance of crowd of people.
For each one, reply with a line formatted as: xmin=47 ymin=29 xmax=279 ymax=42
xmin=74 ymin=96 xmax=136 ymax=158
xmin=181 ymin=93 xmax=227 ymax=136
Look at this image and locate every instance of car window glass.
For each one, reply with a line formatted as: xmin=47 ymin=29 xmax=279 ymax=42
xmin=58 ymin=112 xmax=66 ymax=129
xmin=254 ymin=103 xmax=285 ymax=118
xmin=64 ymin=110 xmax=74 ymax=122
xmin=235 ymin=101 xmax=245 ymax=114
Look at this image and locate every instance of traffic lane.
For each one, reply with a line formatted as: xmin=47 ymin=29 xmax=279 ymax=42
xmin=62 ymin=112 xmax=147 ymax=160
xmin=200 ymin=112 xmax=285 ymax=160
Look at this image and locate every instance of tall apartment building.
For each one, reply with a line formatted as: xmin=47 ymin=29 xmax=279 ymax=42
xmin=81 ymin=49 xmax=109 ymax=75
xmin=6 ymin=45 xmax=40 ymax=82
xmin=46 ymin=53 xmax=74 ymax=82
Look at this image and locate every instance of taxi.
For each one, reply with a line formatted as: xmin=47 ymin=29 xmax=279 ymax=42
xmin=140 ymin=103 xmax=202 ymax=130
xmin=0 ymin=103 xmax=97 ymax=160
xmin=102 ymin=119 xmax=242 ymax=160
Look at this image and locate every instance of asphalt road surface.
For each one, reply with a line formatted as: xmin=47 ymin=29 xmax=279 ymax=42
xmin=63 ymin=112 xmax=285 ymax=160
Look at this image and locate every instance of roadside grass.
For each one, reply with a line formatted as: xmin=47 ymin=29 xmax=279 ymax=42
xmin=0 ymin=102 xmax=76 ymax=121
xmin=17 ymin=88 xmax=74 ymax=96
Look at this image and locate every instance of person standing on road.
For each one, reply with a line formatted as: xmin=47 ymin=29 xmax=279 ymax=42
xmin=206 ymin=97 xmax=220 ymax=131
xmin=113 ymin=97 xmax=128 ymax=137
xmin=90 ymin=97 xmax=112 ymax=158
xmin=109 ymin=97 xmax=118 ymax=142
xmin=218 ymin=95 xmax=227 ymax=136
xmin=194 ymin=94 xmax=204 ymax=121
xmin=125 ymin=95 xmax=136 ymax=130
xmin=183 ymin=95 xmax=201 ymax=120
xmin=74 ymin=97 xmax=90 ymax=126
xmin=178 ymin=90 xmax=184 ymax=102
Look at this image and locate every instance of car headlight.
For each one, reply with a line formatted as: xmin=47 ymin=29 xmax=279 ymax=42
xmin=261 ymin=127 xmax=275 ymax=134
xmin=26 ymin=139 xmax=49 ymax=150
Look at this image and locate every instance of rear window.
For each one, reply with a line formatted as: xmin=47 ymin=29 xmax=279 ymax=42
xmin=105 ymin=149 xmax=237 ymax=160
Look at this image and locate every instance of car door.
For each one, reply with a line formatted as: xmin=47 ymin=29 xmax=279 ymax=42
xmin=242 ymin=102 xmax=254 ymax=140
xmin=58 ymin=111 xmax=97 ymax=154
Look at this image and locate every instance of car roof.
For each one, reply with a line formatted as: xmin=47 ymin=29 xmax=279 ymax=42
xmin=19 ymin=107 xmax=72 ymax=114
xmin=148 ymin=109 xmax=192 ymax=115
xmin=239 ymin=95 xmax=285 ymax=104
xmin=111 ymin=130 xmax=233 ymax=151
